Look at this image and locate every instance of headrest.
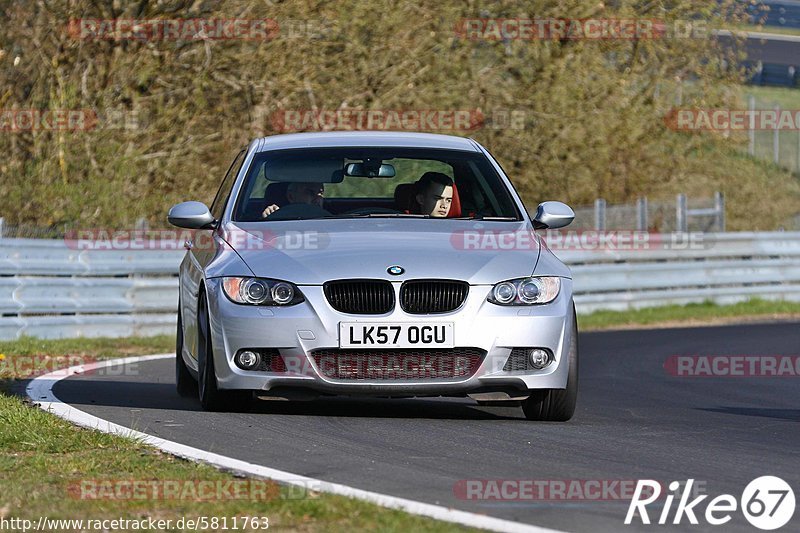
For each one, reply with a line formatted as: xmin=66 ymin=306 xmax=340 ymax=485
xmin=394 ymin=183 xmax=417 ymax=213
xmin=264 ymin=182 xmax=290 ymax=207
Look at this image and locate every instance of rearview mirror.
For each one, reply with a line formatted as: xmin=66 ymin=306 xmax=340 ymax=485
xmin=167 ymin=201 xmax=216 ymax=229
xmin=533 ymin=201 xmax=574 ymax=229
xmin=345 ymin=162 xmax=396 ymax=178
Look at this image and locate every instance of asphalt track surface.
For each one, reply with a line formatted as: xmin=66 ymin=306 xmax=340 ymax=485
xmin=51 ymin=322 xmax=799 ymax=532
xmin=717 ymin=32 xmax=800 ymax=66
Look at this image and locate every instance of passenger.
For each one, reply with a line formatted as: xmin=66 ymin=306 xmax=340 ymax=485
xmin=415 ymin=172 xmax=453 ymax=218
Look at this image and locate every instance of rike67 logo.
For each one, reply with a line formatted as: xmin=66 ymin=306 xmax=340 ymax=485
xmin=626 ymin=477 xmax=795 ymax=530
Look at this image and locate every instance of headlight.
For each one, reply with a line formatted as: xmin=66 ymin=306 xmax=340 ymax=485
xmin=271 ymin=282 xmax=295 ymax=305
xmin=487 ymin=277 xmax=560 ymax=305
xmin=492 ymin=282 xmax=517 ymax=304
xmin=222 ymin=277 xmax=304 ymax=306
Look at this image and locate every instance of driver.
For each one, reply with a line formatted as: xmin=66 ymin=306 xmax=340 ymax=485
xmin=262 ymin=182 xmax=324 ymax=218
xmin=415 ymin=172 xmax=453 ymax=218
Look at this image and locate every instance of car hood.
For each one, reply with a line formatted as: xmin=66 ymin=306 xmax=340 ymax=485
xmin=222 ymin=219 xmax=541 ymax=285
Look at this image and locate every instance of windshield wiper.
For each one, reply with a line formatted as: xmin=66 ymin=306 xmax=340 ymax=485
xmin=323 ymin=213 xmax=430 ymax=219
xmin=455 ymin=216 xmax=520 ymax=221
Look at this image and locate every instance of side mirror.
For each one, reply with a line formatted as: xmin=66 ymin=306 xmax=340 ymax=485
xmin=533 ymin=201 xmax=574 ymax=229
xmin=167 ymin=201 xmax=217 ymax=229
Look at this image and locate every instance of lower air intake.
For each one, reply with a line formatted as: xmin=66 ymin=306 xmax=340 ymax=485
xmin=311 ymin=348 xmax=485 ymax=380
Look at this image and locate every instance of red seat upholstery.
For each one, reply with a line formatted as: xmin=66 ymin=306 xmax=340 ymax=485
xmin=447 ymin=183 xmax=462 ymax=218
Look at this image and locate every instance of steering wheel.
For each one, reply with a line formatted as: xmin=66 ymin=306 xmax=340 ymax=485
xmin=341 ymin=207 xmax=402 ymax=215
xmin=265 ymin=203 xmax=332 ymax=220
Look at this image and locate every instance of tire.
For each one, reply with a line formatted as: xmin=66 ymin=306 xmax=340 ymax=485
xmin=197 ymin=292 xmax=251 ymax=412
xmin=521 ymin=305 xmax=579 ymax=421
xmin=175 ymin=308 xmax=198 ymax=398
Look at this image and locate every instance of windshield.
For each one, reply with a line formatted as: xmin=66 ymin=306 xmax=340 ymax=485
xmin=232 ymin=147 xmax=522 ymax=222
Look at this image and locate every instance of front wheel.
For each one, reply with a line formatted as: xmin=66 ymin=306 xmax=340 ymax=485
xmin=521 ymin=306 xmax=578 ymax=421
xmin=175 ymin=308 xmax=198 ymax=398
xmin=197 ymin=292 xmax=252 ymax=412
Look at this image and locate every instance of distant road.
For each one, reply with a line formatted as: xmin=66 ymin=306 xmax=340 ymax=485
xmin=715 ymin=29 xmax=800 ymax=65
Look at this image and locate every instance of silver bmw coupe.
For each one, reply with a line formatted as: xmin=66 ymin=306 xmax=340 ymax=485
xmin=168 ymin=132 xmax=578 ymax=420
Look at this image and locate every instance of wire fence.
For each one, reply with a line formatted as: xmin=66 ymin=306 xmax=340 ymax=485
xmin=569 ymin=193 xmax=728 ymax=232
xmin=747 ymin=92 xmax=800 ymax=172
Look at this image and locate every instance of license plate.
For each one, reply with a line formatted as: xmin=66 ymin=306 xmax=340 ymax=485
xmin=339 ymin=322 xmax=454 ymax=348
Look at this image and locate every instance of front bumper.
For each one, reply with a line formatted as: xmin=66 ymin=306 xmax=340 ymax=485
xmin=204 ymin=277 xmax=575 ymax=396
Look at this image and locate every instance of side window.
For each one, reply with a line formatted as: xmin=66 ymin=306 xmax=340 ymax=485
xmin=210 ymin=149 xmax=246 ymax=220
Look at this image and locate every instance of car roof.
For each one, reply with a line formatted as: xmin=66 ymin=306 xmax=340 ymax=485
xmin=256 ymin=131 xmax=480 ymax=152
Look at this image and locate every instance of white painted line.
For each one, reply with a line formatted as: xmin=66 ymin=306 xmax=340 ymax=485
xmin=25 ymin=354 xmax=567 ymax=533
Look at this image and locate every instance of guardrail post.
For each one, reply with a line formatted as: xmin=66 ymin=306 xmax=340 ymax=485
xmin=676 ymin=194 xmax=687 ymax=232
xmin=594 ymin=199 xmax=606 ymax=231
xmin=0 ymin=217 xmax=4 ymax=239
xmin=636 ymin=197 xmax=648 ymax=231
xmin=773 ymin=104 xmax=781 ymax=165
xmin=133 ymin=218 xmax=150 ymax=280
xmin=714 ymin=191 xmax=725 ymax=232
xmin=748 ymin=95 xmax=755 ymax=156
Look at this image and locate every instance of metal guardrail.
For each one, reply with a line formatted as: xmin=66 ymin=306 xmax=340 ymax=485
xmin=0 ymin=238 xmax=182 ymax=339
xmin=1 ymin=233 xmax=799 ymax=339
xmin=560 ymin=232 xmax=800 ymax=312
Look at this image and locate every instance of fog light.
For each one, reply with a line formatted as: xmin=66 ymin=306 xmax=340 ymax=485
xmin=528 ymin=349 xmax=551 ymax=369
xmin=236 ymin=350 xmax=261 ymax=370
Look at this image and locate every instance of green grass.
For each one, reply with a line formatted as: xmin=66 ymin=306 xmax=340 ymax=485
xmin=579 ymin=298 xmax=800 ymax=330
xmin=0 ymin=335 xmax=174 ymax=360
xmin=0 ymin=336 xmax=476 ymax=532
xmin=746 ymin=86 xmax=800 ymax=109
xmin=0 ymin=335 xmax=175 ymax=387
